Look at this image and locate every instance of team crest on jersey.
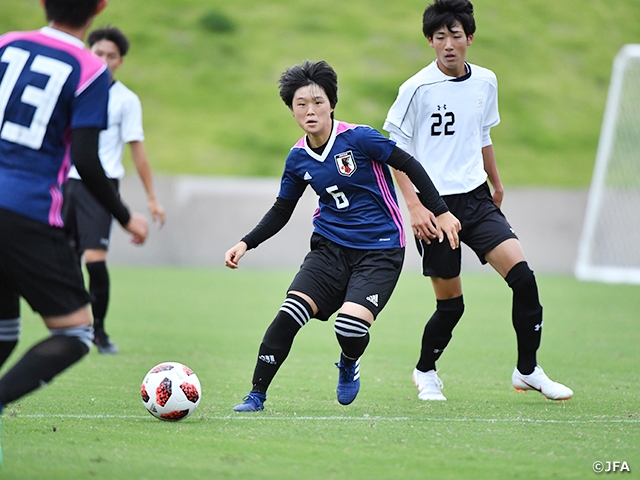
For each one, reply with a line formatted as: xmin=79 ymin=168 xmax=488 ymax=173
xmin=335 ymin=151 xmax=357 ymax=177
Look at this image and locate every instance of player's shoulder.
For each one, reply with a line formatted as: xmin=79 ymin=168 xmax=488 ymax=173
xmin=399 ymin=61 xmax=446 ymax=91
xmin=111 ymin=80 xmax=139 ymax=100
xmin=468 ymin=63 xmax=498 ymax=85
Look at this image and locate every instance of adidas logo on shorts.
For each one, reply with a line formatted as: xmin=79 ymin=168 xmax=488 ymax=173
xmin=365 ymin=294 xmax=379 ymax=307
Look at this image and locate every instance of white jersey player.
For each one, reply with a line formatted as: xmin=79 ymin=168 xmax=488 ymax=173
xmin=63 ymin=26 xmax=164 ymax=354
xmin=384 ymin=0 xmax=572 ymax=403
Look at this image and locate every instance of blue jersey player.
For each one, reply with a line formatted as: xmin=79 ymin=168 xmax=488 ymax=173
xmin=225 ymin=60 xmax=461 ymax=412
xmin=0 ymin=0 xmax=148 ymax=463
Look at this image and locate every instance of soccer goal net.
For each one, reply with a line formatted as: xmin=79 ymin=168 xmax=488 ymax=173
xmin=575 ymin=44 xmax=640 ymax=284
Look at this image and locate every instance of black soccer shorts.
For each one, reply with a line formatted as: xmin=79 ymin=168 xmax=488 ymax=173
xmin=287 ymin=233 xmax=405 ymax=321
xmin=63 ymin=178 xmax=118 ymax=253
xmin=417 ymin=182 xmax=518 ymax=279
xmin=0 ymin=208 xmax=90 ymax=318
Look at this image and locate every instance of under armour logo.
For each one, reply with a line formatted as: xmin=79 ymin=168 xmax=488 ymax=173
xmin=534 ymin=322 xmax=543 ymax=332
xmin=437 ymin=104 xmax=447 ymax=111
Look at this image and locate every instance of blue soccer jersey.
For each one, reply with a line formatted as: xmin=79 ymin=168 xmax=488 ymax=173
xmin=279 ymin=121 xmax=406 ymax=250
xmin=0 ymin=27 xmax=110 ymax=227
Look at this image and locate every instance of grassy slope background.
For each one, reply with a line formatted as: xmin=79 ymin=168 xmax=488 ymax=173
xmin=3 ymin=0 xmax=640 ymax=186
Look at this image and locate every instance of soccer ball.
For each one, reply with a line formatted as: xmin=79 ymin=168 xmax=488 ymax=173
xmin=141 ymin=362 xmax=201 ymax=421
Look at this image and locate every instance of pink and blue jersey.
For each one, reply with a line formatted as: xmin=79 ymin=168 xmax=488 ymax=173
xmin=279 ymin=121 xmax=406 ymax=250
xmin=0 ymin=27 xmax=109 ymax=227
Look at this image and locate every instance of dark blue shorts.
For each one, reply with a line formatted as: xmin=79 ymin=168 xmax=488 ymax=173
xmin=0 ymin=208 xmax=90 ymax=318
xmin=417 ymin=182 xmax=518 ymax=279
xmin=63 ymin=178 xmax=118 ymax=253
xmin=288 ymin=233 xmax=405 ymax=321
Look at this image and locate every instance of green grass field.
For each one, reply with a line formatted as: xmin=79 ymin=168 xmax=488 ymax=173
xmin=1 ymin=268 xmax=638 ymax=479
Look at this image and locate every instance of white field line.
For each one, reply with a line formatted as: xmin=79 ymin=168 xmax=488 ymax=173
xmin=13 ymin=414 xmax=640 ymax=424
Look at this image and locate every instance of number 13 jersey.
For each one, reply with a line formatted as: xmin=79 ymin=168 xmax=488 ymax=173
xmin=0 ymin=27 xmax=109 ymax=227
xmin=384 ymin=60 xmax=500 ymax=196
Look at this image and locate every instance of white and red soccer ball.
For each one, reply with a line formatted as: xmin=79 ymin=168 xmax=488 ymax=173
xmin=141 ymin=362 xmax=201 ymax=421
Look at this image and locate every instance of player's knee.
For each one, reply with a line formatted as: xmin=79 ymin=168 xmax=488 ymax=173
xmin=49 ymin=324 xmax=94 ymax=353
xmin=505 ymin=261 xmax=542 ymax=310
xmin=436 ymin=295 xmax=464 ymax=320
xmin=334 ymin=314 xmax=371 ymax=338
xmin=505 ymin=261 xmax=537 ymax=292
xmin=0 ymin=317 xmax=21 ymax=342
xmin=335 ymin=314 xmax=371 ymax=360
xmin=263 ymin=293 xmax=312 ymax=348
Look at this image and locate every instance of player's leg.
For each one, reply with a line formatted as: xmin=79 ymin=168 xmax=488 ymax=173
xmin=0 ymin=307 xmax=93 ymax=407
xmin=233 ymin=236 xmax=338 ymax=412
xmin=410 ymin=276 xmax=464 ymax=401
xmin=486 ymin=238 xmax=572 ymax=400
xmin=412 ymin=215 xmax=465 ymax=401
xmin=84 ymin=249 xmax=116 ymax=354
xmin=0 ymin=211 xmax=93 ymax=411
xmin=232 ymin=292 xmax=316 ymax=412
xmin=485 ymin=239 xmax=537 ymax=372
xmin=334 ymin=303 xmax=372 ymax=406
xmin=335 ymin=247 xmax=404 ymax=405
xmin=71 ymin=179 xmax=116 ymax=354
xmin=0 ymin=280 xmax=20 ymax=371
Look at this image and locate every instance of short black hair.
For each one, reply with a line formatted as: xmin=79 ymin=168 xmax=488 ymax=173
xmin=422 ymin=0 xmax=476 ymax=39
xmin=279 ymin=60 xmax=338 ymax=113
xmin=87 ymin=25 xmax=130 ymax=56
xmin=43 ymin=0 xmax=103 ymax=29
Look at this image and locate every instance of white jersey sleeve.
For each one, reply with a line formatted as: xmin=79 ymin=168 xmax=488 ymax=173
xmin=69 ymin=80 xmax=144 ymax=180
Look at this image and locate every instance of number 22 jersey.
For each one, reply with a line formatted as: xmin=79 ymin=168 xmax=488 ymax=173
xmin=384 ymin=60 xmax=500 ymax=196
xmin=279 ymin=120 xmax=406 ymax=250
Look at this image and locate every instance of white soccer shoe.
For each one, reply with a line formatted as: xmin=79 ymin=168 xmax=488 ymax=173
xmin=412 ymin=368 xmax=446 ymax=401
xmin=512 ymin=366 xmax=573 ymax=401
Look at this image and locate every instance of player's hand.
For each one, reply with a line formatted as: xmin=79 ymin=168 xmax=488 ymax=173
xmin=125 ymin=212 xmax=149 ymax=245
xmin=492 ymin=187 xmax=504 ymax=208
xmin=409 ymin=204 xmax=438 ymax=244
xmin=225 ymin=241 xmax=248 ymax=269
xmin=149 ymin=199 xmax=166 ymax=228
xmin=435 ymin=211 xmax=461 ymax=250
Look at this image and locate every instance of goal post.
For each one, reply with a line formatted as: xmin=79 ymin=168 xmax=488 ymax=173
xmin=575 ymin=44 xmax=640 ymax=284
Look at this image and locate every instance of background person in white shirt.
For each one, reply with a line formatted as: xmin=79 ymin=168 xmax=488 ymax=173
xmin=384 ymin=0 xmax=572 ymax=402
xmin=64 ymin=26 xmax=165 ymax=354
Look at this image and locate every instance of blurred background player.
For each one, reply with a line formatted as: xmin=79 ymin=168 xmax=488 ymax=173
xmin=225 ymin=60 xmax=460 ymax=412
xmin=384 ymin=0 xmax=572 ymax=401
xmin=63 ymin=26 xmax=165 ymax=354
xmin=0 ymin=0 xmax=148 ymax=465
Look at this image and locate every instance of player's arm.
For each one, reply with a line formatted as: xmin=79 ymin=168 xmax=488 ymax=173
xmin=71 ymin=127 xmax=148 ymax=244
xmin=129 ymin=140 xmax=165 ymax=227
xmin=387 ymin=146 xmax=460 ymax=249
xmin=482 ymin=143 xmax=504 ymax=208
xmin=224 ymin=196 xmax=298 ymax=269
xmin=385 ymin=125 xmax=440 ymax=243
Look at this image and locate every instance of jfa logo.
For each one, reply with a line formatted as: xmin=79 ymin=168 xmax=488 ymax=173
xmin=593 ymin=461 xmax=631 ymax=473
xmin=335 ymin=151 xmax=357 ymax=177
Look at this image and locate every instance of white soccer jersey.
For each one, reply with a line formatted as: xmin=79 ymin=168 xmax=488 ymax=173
xmin=384 ymin=60 xmax=499 ymax=196
xmin=69 ymin=80 xmax=144 ymax=180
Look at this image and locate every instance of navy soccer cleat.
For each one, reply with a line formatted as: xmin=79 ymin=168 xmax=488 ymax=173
xmin=94 ymin=332 xmax=119 ymax=355
xmin=233 ymin=392 xmax=266 ymax=412
xmin=335 ymin=355 xmax=361 ymax=405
